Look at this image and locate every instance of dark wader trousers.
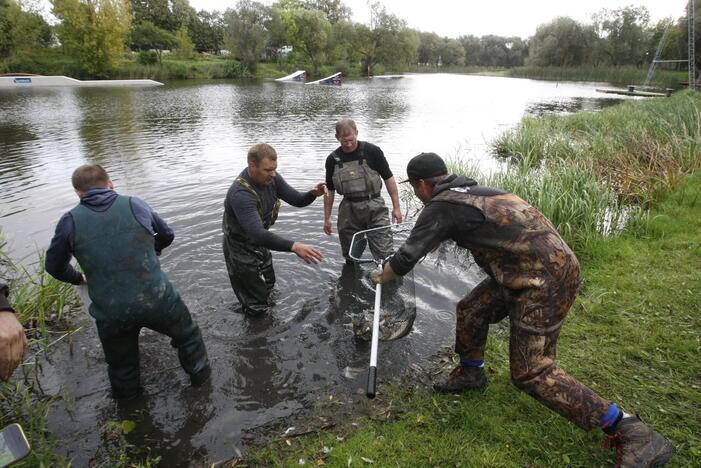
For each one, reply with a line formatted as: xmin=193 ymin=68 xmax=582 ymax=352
xmin=455 ymin=275 xmax=610 ymax=430
xmin=223 ymin=238 xmax=275 ymax=315
xmin=96 ymin=293 xmax=208 ymax=398
xmin=71 ymin=195 xmax=209 ymax=399
xmin=338 ymin=196 xmax=393 ymax=261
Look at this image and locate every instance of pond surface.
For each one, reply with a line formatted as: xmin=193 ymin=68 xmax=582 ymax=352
xmin=0 ymin=74 xmax=628 ymax=466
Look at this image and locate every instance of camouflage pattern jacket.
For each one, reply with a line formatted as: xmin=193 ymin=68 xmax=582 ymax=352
xmin=389 ymin=175 xmax=580 ymax=291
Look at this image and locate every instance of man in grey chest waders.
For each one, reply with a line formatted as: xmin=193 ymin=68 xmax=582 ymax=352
xmin=323 ymin=118 xmax=403 ymax=263
xmin=45 ymin=165 xmax=211 ymax=399
xmin=222 ymin=143 xmax=327 ymax=315
xmin=373 ymin=152 xmax=675 ymax=468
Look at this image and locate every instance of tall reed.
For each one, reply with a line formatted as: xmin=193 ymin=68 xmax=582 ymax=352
xmin=494 ymin=91 xmax=701 ymax=208
xmin=445 ymin=157 xmax=627 ymax=253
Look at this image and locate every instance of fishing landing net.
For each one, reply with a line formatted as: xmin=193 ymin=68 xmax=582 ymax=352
xmin=347 ymin=222 xmax=416 ymax=342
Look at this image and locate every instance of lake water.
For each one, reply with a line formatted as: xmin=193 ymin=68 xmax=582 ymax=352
xmin=0 ymin=74 xmax=627 ymax=466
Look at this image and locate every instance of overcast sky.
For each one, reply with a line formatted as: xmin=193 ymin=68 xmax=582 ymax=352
xmin=183 ymin=0 xmax=689 ymax=38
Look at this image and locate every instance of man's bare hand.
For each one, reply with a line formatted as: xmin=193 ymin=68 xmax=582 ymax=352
xmin=310 ymin=182 xmax=327 ymax=197
xmin=291 ymin=242 xmax=324 ymax=264
xmin=323 ymin=219 xmax=333 ymax=235
xmin=392 ymin=207 xmax=403 ymax=224
xmin=0 ymin=311 xmax=27 ymax=381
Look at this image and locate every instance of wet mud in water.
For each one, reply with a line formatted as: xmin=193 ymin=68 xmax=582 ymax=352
xmin=39 ymin=252 xmax=481 ymax=466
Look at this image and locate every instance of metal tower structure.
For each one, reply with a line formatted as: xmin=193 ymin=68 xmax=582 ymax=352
xmin=643 ymin=2 xmax=697 ymax=90
xmin=690 ymin=0 xmax=697 ymax=90
xmin=644 ymin=25 xmax=672 ymax=87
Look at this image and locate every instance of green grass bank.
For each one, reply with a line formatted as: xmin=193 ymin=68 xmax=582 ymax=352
xmin=240 ymin=96 xmax=701 ymax=466
xmin=408 ymin=65 xmax=687 ymax=90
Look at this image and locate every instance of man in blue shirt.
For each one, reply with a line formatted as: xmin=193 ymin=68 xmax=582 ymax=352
xmin=223 ymin=143 xmax=326 ymax=315
xmin=46 ymin=165 xmax=210 ymax=399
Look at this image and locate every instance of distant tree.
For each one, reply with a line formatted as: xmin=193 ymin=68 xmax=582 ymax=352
xmin=264 ymin=6 xmax=286 ymax=57
xmin=224 ymin=0 xmax=270 ymax=71
xmin=327 ymin=19 xmax=356 ymax=63
xmin=171 ymin=0 xmax=197 ymax=31
xmin=174 ymin=25 xmax=194 ymax=58
xmin=301 ymin=0 xmax=350 ymax=24
xmin=458 ymin=34 xmax=481 ymax=66
xmin=189 ymin=9 xmax=224 ymax=53
xmin=527 ymin=16 xmax=594 ymax=67
xmin=130 ymin=0 xmax=175 ymax=31
xmin=358 ymin=2 xmax=417 ymax=74
xmin=273 ymin=0 xmax=303 ymax=10
xmin=439 ymin=37 xmax=465 ymax=66
xmin=130 ymin=20 xmax=176 ymax=62
xmin=594 ymin=5 xmax=650 ymax=66
xmin=51 ymin=0 xmax=132 ymax=77
xmin=417 ymin=31 xmax=441 ymax=65
xmin=0 ymin=0 xmax=52 ymax=60
xmin=282 ymin=8 xmax=331 ymax=72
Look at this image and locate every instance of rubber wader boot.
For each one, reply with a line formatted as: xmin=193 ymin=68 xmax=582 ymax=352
xmin=605 ymin=416 xmax=675 ymax=468
xmin=433 ymin=364 xmax=487 ymax=393
xmin=191 ymin=365 xmax=212 ymax=387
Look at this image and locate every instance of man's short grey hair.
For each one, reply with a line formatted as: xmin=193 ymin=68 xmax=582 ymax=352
xmin=248 ymin=143 xmax=278 ymax=165
xmin=335 ymin=118 xmax=357 ymax=136
xmin=72 ymin=164 xmax=110 ymax=192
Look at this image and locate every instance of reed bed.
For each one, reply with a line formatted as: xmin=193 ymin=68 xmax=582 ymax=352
xmin=440 ymin=91 xmax=700 ymax=253
xmin=506 ymin=66 xmax=686 ymax=89
xmin=494 ymin=91 xmax=701 ymax=207
xmin=445 ymin=157 xmax=627 ymax=253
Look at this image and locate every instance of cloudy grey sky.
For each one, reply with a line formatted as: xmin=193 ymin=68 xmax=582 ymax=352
xmin=184 ymin=0 xmax=689 ymax=38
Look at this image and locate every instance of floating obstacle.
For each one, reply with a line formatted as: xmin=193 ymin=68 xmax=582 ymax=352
xmin=0 ymin=74 xmax=163 ymax=88
xmin=596 ymin=85 xmax=673 ymax=98
xmin=306 ymin=72 xmax=342 ymax=85
xmin=275 ymin=70 xmax=306 ymax=83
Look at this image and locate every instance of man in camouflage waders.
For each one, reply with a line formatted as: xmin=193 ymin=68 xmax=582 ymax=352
xmin=372 ymin=152 xmax=675 ymax=467
xmin=323 ymin=118 xmax=403 ymax=262
xmin=46 ymin=165 xmax=210 ymax=399
xmin=223 ymin=143 xmax=326 ymax=315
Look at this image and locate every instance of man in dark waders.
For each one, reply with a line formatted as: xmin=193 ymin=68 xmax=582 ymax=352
xmin=222 ymin=143 xmax=326 ymax=315
xmin=46 ymin=165 xmax=210 ymax=399
xmin=372 ymin=152 xmax=675 ymax=467
xmin=323 ymin=118 xmax=403 ymax=263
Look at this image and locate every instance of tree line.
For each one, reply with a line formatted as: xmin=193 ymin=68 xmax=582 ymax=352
xmin=1 ymin=0 xmax=699 ymax=78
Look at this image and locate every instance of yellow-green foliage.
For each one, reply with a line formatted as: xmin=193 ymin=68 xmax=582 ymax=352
xmin=51 ymin=0 xmax=132 ymax=78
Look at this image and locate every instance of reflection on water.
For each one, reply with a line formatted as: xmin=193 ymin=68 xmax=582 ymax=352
xmin=0 ymin=74 xmax=628 ymax=465
xmin=525 ymin=96 xmax=623 ymax=116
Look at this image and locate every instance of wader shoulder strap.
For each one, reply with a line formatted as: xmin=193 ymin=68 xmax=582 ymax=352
xmin=234 ymin=176 xmax=281 ymax=226
xmin=332 ymin=141 xmax=367 ymax=168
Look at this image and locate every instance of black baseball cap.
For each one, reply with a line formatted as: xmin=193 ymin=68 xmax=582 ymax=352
xmin=399 ymin=152 xmax=448 ymax=183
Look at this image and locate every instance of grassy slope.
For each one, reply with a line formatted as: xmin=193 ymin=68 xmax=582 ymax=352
xmin=242 ymin=176 xmax=700 ymax=466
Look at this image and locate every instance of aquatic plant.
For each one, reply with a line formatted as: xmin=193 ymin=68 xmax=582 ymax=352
xmin=494 ymin=91 xmax=701 ymax=208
